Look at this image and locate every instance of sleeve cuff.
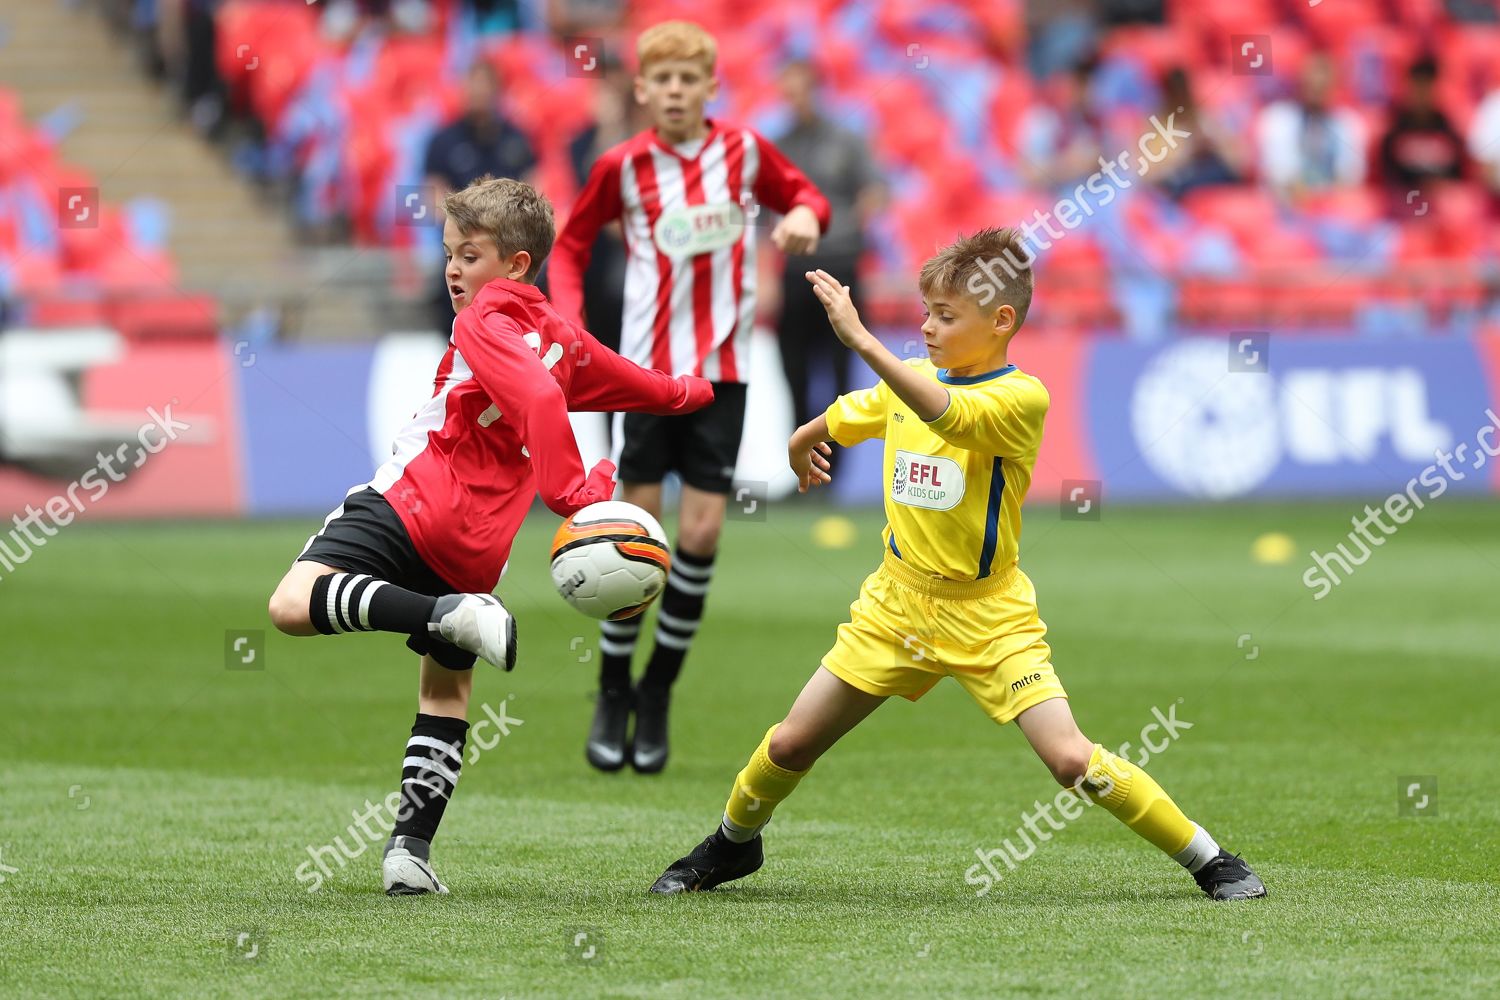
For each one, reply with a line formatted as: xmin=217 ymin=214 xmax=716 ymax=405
xmin=791 ymin=196 xmax=832 ymax=232
xmin=923 ymin=392 xmax=955 ymax=429
xmin=824 ymin=401 xmax=857 ymax=447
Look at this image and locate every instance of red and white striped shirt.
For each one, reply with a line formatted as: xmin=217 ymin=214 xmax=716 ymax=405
xmin=365 ymin=278 xmax=712 ymax=593
xmin=549 ymin=121 xmax=831 ymax=384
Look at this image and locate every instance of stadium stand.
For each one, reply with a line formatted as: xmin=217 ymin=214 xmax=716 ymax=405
xmin=192 ymin=0 xmax=1500 ymax=337
xmin=0 ymin=0 xmax=385 ymax=338
xmin=6 ymin=0 xmax=1500 ymax=339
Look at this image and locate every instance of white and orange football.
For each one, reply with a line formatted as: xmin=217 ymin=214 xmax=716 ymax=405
xmin=549 ymin=501 xmax=671 ymax=621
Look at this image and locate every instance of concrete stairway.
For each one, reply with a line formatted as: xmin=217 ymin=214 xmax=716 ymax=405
xmin=0 ymin=0 xmax=403 ymax=338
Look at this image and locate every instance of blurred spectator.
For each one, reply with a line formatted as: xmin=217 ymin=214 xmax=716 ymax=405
xmin=1018 ymin=56 xmax=1106 ymax=191
xmin=557 ymin=54 xmax=640 ymax=355
xmin=772 ymin=60 xmax=881 ymax=434
xmin=422 ymin=60 xmax=536 ymax=334
xmin=1025 ymin=0 xmax=1099 ymax=80
xmin=1446 ymin=0 xmax=1500 ymax=22
xmin=1148 ymin=67 xmax=1246 ymax=200
xmin=146 ymin=0 xmax=228 ymax=136
xmin=546 ymin=0 xmax=625 ymax=37
xmin=422 ymin=61 xmax=536 ymax=199
xmin=1097 ymin=0 xmax=1165 ymax=27
xmin=1256 ymin=54 xmax=1368 ymax=199
xmin=1469 ymin=86 xmax=1500 ymax=208
xmin=469 ymin=0 xmax=524 ymax=35
xmin=1378 ymin=56 xmax=1465 ymax=199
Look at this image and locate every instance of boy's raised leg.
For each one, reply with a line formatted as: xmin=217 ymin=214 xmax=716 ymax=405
xmin=649 ymin=667 xmax=885 ymax=893
xmin=1015 ymin=698 xmax=1266 ymax=900
xmin=269 ymin=561 xmax=516 ymax=671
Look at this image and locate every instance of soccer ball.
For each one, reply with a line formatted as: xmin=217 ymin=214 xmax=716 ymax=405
xmin=549 ymin=501 xmax=671 ymax=620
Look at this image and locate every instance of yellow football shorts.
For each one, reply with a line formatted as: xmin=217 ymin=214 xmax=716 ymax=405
xmin=821 ymin=550 xmax=1067 ymax=724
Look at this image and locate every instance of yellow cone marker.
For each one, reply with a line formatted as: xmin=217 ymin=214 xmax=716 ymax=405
xmin=811 ymin=515 xmax=857 ymax=550
xmin=1251 ymin=532 xmax=1296 ymax=565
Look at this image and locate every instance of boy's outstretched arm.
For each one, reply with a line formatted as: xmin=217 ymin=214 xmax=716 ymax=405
xmin=790 ymin=375 xmax=889 ymax=492
xmin=804 ymin=269 xmax=1045 ymax=458
xmin=805 ymin=269 xmax=948 ymax=419
xmin=565 ymin=330 xmax=714 ymax=415
xmin=454 ymin=318 xmax=616 ymax=516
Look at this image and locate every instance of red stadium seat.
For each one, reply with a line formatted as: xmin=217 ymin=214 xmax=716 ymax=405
xmin=217 ymin=1 xmax=321 ymax=119
xmin=27 ymin=297 xmax=108 ymax=328
xmin=1102 ymin=26 xmax=1202 ymax=79
xmin=104 ymin=294 xmax=219 ymax=341
xmin=2 ymin=82 xmax=210 ymax=326
xmin=1440 ymin=24 xmax=1500 ymax=95
xmin=372 ymin=35 xmax=446 ymax=116
xmin=1181 ymin=187 xmax=1283 ymax=244
xmin=95 ymin=249 xmax=180 ymax=296
xmin=1299 ymin=0 xmax=1387 ymax=50
xmin=1301 ymin=186 xmax=1383 ymax=226
xmin=8 ymin=253 xmax=63 ymax=298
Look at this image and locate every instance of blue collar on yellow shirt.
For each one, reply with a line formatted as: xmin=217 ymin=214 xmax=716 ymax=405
xmin=936 ymin=364 xmax=1017 ymax=385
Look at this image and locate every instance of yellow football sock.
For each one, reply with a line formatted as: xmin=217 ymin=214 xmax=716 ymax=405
xmin=721 ymin=725 xmax=808 ymax=840
xmin=1081 ymin=744 xmax=1197 ymax=857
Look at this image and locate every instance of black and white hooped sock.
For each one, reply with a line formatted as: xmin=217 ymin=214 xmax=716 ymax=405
xmin=640 ymin=548 xmax=715 ymax=691
xmin=597 ymin=613 xmax=644 ymax=694
xmin=390 ymin=713 xmax=469 ymax=844
xmin=308 ymin=573 xmax=436 ymax=636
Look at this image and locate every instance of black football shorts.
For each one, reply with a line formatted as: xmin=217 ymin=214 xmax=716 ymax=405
xmin=297 ymin=487 xmax=476 ymax=670
xmin=617 ymin=381 xmax=747 ymax=493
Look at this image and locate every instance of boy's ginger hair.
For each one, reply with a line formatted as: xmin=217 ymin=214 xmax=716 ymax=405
xmin=442 ymin=176 xmax=555 ymax=283
xmin=919 ymin=226 xmax=1035 ymax=327
xmin=636 ymin=20 xmax=717 ymax=74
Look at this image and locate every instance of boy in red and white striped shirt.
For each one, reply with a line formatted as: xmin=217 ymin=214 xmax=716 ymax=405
xmin=549 ymin=21 xmax=830 ymax=775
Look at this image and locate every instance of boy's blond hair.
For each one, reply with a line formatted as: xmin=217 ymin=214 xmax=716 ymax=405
xmin=442 ymin=176 xmax=555 ymax=282
xmin=919 ymin=226 xmax=1035 ymax=327
xmin=636 ymin=20 xmax=717 ymax=74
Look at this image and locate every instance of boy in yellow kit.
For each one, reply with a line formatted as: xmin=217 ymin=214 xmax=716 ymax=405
xmin=648 ymin=227 xmax=1266 ymax=901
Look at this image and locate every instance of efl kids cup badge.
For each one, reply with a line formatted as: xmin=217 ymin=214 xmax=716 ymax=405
xmin=653 ymin=203 xmax=746 ymax=259
xmin=890 ymin=450 xmax=964 ymax=511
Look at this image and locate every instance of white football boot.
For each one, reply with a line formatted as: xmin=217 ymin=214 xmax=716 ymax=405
xmin=383 ymin=836 xmax=449 ymax=896
xmin=430 ymin=594 xmax=517 ymax=671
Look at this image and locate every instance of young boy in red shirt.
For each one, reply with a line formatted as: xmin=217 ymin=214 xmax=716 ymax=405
xmin=267 ymin=176 xmax=712 ymax=896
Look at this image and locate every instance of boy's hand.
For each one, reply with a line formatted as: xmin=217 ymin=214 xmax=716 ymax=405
xmin=581 ymin=459 xmax=618 ymax=501
xmin=677 ymin=375 xmax=715 ymax=412
xmin=806 ymin=269 xmax=874 ymax=350
xmin=789 ymin=438 xmax=833 ymax=493
xmin=772 ymin=205 xmax=821 ymax=255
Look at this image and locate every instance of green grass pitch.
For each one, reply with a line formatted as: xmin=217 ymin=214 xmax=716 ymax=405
xmin=2 ymin=500 xmax=1495 ymax=997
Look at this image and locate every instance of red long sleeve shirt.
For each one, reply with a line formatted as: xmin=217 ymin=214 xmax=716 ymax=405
xmin=366 ymin=278 xmax=713 ymax=592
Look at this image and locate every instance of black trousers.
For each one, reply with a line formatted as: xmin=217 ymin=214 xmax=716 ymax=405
xmin=777 ymin=252 xmax=860 ymax=432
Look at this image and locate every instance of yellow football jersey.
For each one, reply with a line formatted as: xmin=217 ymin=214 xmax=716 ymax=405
xmin=824 ymin=360 xmax=1049 ymax=582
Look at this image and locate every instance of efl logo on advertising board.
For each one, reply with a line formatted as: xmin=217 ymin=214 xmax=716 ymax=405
xmin=1089 ymin=338 xmax=1493 ymax=499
